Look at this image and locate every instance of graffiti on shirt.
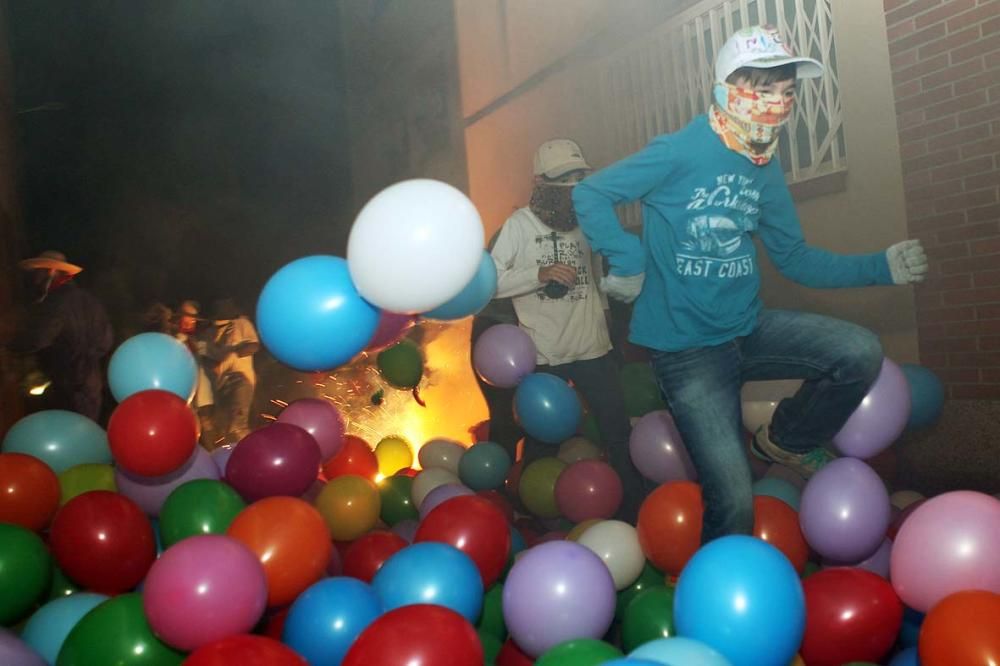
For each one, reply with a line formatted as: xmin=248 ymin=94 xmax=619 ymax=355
xmin=533 ymin=231 xmax=590 ymax=301
xmin=677 ymin=174 xmax=759 ymax=279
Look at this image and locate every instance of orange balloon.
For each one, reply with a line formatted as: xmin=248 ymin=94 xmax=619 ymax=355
xmin=322 ymin=435 xmax=378 ymax=481
xmin=314 ymin=474 xmax=381 ymax=542
xmin=226 ymin=497 xmax=332 ymax=608
xmin=919 ymin=590 xmax=1000 ymax=666
xmin=636 ymin=481 xmax=703 ymax=576
xmin=0 ymin=453 xmax=60 ymax=531
xmin=753 ymin=495 xmax=808 ymax=573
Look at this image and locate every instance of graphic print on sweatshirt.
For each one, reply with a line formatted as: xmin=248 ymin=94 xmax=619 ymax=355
xmin=677 ymin=173 xmax=759 ymax=280
xmin=533 ymin=230 xmax=590 ymax=301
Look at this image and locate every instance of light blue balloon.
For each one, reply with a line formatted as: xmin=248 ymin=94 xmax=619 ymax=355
xmin=108 ymin=332 xmax=197 ymax=403
xmin=257 ymin=255 xmax=379 ymax=371
xmin=423 ymin=251 xmax=497 ymax=320
xmin=674 ymin=536 xmax=805 ymax=666
xmin=752 ymin=477 xmax=801 ymax=511
xmin=1 ymin=410 xmax=111 ymax=473
xmin=283 ymin=577 xmax=382 ymax=666
xmin=458 ymin=441 xmax=512 ymax=491
xmin=630 ymin=637 xmax=732 ymax=665
xmin=372 ymin=542 xmax=484 ymax=623
xmin=901 ymin=364 xmax=944 ymax=430
xmin=514 ymin=373 xmax=582 ymax=444
xmin=21 ymin=592 xmax=108 ymax=664
xmin=888 ymin=646 xmax=919 ymax=666
xmin=602 ymin=660 xmax=664 ymax=666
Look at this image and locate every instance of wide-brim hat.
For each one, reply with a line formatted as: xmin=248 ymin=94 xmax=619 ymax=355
xmin=18 ymin=250 xmax=83 ymax=276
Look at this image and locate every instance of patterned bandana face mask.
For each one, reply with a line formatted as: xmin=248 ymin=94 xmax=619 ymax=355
xmin=709 ymin=81 xmax=794 ymax=165
xmin=529 ymin=182 xmax=578 ymax=232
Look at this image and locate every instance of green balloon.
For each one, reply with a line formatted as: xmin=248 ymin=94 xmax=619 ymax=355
xmin=379 ymin=475 xmax=418 ymax=526
xmin=477 ymin=584 xmax=507 ymax=641
xmin=59 ymin=464 xmax=116 ymax=505
xmin=478 ymin=629 xmax=503 ymax=665
xmin=0 ymin=523 xmax=52 ymax=624
xmin=620 ymin=362 xmax=666 ymax=417
xmin=580 ymin=413 xmax=602 ymax=445
xmin=801 ymin=561 xmax=821 ymax=580
xmin=158 ymin=479 xmax=246 ymax=548
xmin=518 ymin=457 xmax=567 ymax=519
xmin=616 ymin=560 xmax=665 ymax=620
xmin=56 ymin=593 xmax=184 ymax=665
xmin=621 ymin=585 xmax=676 ymax=652
xmin=377 ymin=340 xmax=423 ymax=389
xmin=535 ymin=638 xmax=622 ymax=665
xmin=47 ymin=562 xmax=82 ymax=600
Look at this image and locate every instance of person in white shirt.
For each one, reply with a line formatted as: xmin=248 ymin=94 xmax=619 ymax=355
xmin=203 ymin=298 xmax=259 ymax=445
xmin=490 ymin=139 xmax=647 ymax=521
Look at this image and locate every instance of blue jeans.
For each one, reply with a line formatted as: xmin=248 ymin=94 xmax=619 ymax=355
xmin=649 ymin=309 xmax=883 ymax=542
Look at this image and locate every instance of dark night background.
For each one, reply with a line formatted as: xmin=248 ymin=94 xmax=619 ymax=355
xmin=8 ymin=1 xmax=352 ymax=333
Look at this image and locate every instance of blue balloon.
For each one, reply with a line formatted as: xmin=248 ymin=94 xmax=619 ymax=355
xmin=513 ymin=373 xmax=582 ymax=444
xmin=510 ymin=525 xmax=526 ymax=557
xmin=898 ymin=606 xmax=924 ymax=649
xmin=283 ymin=577 xmax=382 ymax=666
xmin=257 ymin=255 xmax=379 ymax=371
xmin=458 ymin=441 xmax=512 ymax=491
xmin=108 ymin=332 xmax=197 ymax=403
xmin=674 ymin=536 xmax=805 ymax=666
xmin=888 ymin=646 xmax=919 ymax=666
xmin=1 ymin=410 xmax=111 ymax=473
xmin=372 ymin=542 xmax=483 ymax=623
xmin=752 ymin=477 xmax=801 ymax=511
xmin=630 ymin=637 xmax=732 ymax=665
xmin=21 ymin=592 xmax=108 ymax=664
xmin=423 ymin=251 xmax=498 ymax=320
xmin=901 ymin=364 xmax=944 ymax=430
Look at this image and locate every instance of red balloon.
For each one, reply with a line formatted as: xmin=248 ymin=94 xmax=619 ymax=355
xmin=0 ymin=452 xmax=60 ymax=531
xmin=395 ymin=467 xmax=419 ymax=478
xmin=342 ymin=604 xmax=483 ymax=666
xmin=322 ymin=435 xmax=378 ymax=481
xmin=477 ymin=489 xmax=515 ymax=524
xmin=753 ymin=495 xmax=809 ymax=573
xmin=342 ymin=531 xmax=408 ymax=583
xmin=108 ymin=389 xmax=198 ymax=476
xmin=49 ymin=490 xmax=156 ymax=594
xmin=184 ymin=634 xmax=306 ymax=665
xmin=800 ymin=567 xmax=903 ymax=666
xmin=415 ymin=495 xmax=511 ymax=588
xmin=496 ymin=638 xmax=535 ymax=666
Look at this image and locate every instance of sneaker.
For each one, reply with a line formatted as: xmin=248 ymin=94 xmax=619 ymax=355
xmin=750 ymin=426 xmax=836 ymax=478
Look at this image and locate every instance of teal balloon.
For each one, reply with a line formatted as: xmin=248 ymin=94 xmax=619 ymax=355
xmin=107 ymin=332 xmax=197 ymax=403
xmin=901 ymin=363 xmax=944 ymax=430
xmin=752 ymin=477 xmax=801 ymax=511
xmin=477 ymin=584 xmax=507 ymax=641
xmin=2 ymin=410 xmax=111 ymax=473
xmin=22 ymin=593 xmax=108 ymax=664
xmin=458 ymin=441 xmax=511 ymax=491
xmin=424 ymin=251 xmax=497 ymax=320
xmin=620 ymin=362 xmax=666 ymax=417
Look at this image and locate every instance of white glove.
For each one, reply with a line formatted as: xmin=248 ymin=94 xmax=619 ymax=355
xmin=599 ymin=273 xmax=644 ymax=303
xmin=886 ymin=239 xmax=928 ymax=284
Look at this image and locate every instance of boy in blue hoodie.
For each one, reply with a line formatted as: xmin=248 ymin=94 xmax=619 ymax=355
xmin=573 ymin=25 xmax=927 ymax=541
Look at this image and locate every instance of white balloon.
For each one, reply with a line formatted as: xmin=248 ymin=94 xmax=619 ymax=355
xmin=576 ymin=520 xmax=645 ymax=591
xmin=411 ymin=467 xmax=461 ymax=508
xmin=417 ymin=438 xmax=467 ymax=475
xmin=347 ymin=179 xmax=485 ymax=313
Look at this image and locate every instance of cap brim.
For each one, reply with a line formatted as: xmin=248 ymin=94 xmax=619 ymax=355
xmin=543 ymin=160 xmax=593 ymax=179
xmin=745 ymin=55 xmax=825 ymax=79
xmin=18 ymin=258 xmax=83 ymax=275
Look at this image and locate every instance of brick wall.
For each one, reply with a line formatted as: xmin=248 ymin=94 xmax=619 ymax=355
xmin=885 ymin=0 xmax=1000 ymax=400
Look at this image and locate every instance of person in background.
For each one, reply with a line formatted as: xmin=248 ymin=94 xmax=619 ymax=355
xmin=203 ymin=298 xmax=259 ymax=446
xmin=573 ymin=25 xmax=928 ymax=541
xmin=175 ymin=300 xmax=217 ymax=448
xmin=490 ymin=138 xmax=648 ymax=522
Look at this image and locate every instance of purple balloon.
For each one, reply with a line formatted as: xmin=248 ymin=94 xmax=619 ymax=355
xmin=418 ymin=482 xmax=475 ymax=519
xmin=391 ymin=518 xmax=419 ymax=543
xmin=0 ymin=628 xmax=46 ymax=666
xmin=628 ymin=410 xmax=697 ymax=484
xmin=210 ymin=445 xmax=234 ymax=477
xmin=277 ymin=398 xmax=346 ymax=461
xmin=365 ymin=311 xmax=416 ymax=352
xmin=502 ymin=540 xmax=616 ymax=657
xmin=115 ymin=446 xmax=219 ymax=517
xmin=833 ymin=359 xmax=911 ymax=459
xmin=824 ymin=537 xmax=892 ymax=579
xmin=225 ymin=423 xmax=321 ymax=503
xmin=799 ymin=458 xmax=891 ymax=562
xmin=473 ymin=324 xmax=537 ymax=388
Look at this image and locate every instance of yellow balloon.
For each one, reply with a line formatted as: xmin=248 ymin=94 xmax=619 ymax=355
xmin=314 ymin=474 xmax=381 ymax=541
xmin=566 ymin=518 xmax=601 ymax=542
xmin=375 ymin=435 xmax=413 ymax=477
xmin=58 ymin=464 xmax=116 ymax=505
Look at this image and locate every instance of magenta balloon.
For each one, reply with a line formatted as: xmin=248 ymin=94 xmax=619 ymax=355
xmin=365 ymin=311 xmax=416 ymax=352
xmin=554 ymin=460 xmax=623 ymax=523
xmin=799 ymin=458 xmax=891 ymax=562
xmin=473 ymin=324 xmax=537 ymax=388
xmin=278 ymin=398 xmax=346 ymax=461
xmin=824 ymin=537 xmax=892 ymax=579
xmin=628 ymin=410 xmax=697 ymax=484
xmin=115 ymin=446 xmax=219 ymax=516
xmin=225 ymin=423 xmax=322 ymax=503
xmin=418 ymin=483 xmax=475 ymax=519
xmin=143 ymin=535 xmax=267 ymax=651
xmin=890 ymin=490 xmax=1000 ymax=612
xmin=833 ymin=359 xmax=911 ymax=459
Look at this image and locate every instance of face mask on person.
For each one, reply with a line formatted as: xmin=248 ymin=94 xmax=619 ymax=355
xmin=709 ymin=80 xmax=795 ymax=165
xmin=529 ymin=181 xmax=578 ymax=232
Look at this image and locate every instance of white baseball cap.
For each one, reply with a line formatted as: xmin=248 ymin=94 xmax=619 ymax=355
xmin=714 ymin=25 xmax=824 ymax=83
xmin=533 ymin=139 xmax=591 ymax=179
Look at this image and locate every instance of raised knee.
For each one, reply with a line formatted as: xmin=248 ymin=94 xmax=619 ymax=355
xmin=839 ymin=327 xmax=883 ymax=385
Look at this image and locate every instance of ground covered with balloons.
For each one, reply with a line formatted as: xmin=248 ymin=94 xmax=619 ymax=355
xmin=2 ymin=180 xmax=999 ymax=666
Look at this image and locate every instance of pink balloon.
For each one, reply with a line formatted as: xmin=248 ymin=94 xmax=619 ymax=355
xmin=833 ymin=359 xmax=911 ymax=459
xmin=278 ymin=398 xmax=346 ymax=461
xmin=143 ymin=535 xmax=268 ymax=651
xmin=115 ymin=446 xmax=219 ymax=517
xmin=365 ymin=311 xmax=416 ymax=352
xmin=554 ymin=460 xmax=623 ymax=523
xmin=628 ymin=410 xmax=697 ymax=484
xmin=890 ymin=490 xmax=1000 ymax=612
